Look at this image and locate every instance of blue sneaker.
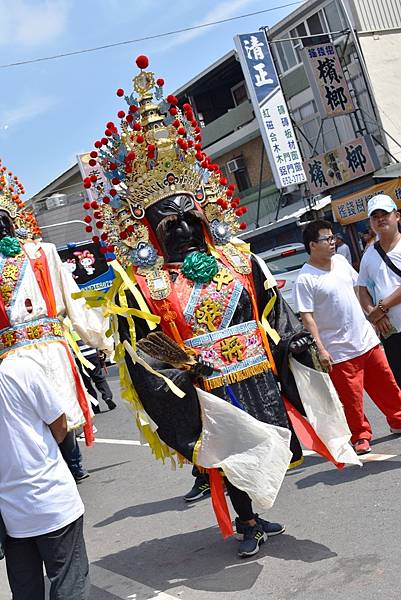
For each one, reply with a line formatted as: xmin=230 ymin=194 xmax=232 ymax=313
xmin=183 ymin=476 xmax=210 ymax=502
xmin=238 ymin=523 xmax=267 ymax=558
xmin=235 ymin=515 xmax=285 ymax=540
xmin=73 ymin=468 xmax=90 ymax=483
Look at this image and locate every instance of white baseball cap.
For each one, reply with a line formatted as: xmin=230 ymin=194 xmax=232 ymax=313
xmin=367 ymin=194 xmax=397 ymax=216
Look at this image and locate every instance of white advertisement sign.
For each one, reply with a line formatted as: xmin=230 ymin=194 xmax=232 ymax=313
xmin=235 ymin=31 xmax=306 ymax=190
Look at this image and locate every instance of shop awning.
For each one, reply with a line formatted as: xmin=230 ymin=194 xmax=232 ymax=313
xmin=374 ymin=163 xmax=401 ymax=179
xmin=240 ymin=195 xmax=331 ymax=239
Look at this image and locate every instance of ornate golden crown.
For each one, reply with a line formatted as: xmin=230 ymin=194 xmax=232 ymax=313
xmin=83 ymin=55 xmax=248 ymax=266
xmin=0 ymin=159 xmax=41 ymax=238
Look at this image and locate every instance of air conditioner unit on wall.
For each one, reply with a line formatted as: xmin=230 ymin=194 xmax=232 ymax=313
xmin=227 ymin=157 xmax=245 ymax=173
xmin=45 ymin=193 xmax=68 ymax=211
xmin=284 ymin=184 xmax=298 ymax=194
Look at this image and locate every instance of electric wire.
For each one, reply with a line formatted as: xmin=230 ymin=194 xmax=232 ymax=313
xmin=0 ymin=2 xmax=302 ymax=69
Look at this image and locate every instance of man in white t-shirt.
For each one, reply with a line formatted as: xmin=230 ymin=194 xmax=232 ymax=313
xmin=0 ymin=355 xmax=89 ymax=599
xmin=358 ymin=194 xmax=401 ymax=391
xmin=293 ymin=219 xmax=401 ymax=455
xmin=335 ymin=233 xmax=352 ymax=264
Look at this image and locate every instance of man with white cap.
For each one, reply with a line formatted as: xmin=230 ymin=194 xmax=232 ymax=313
xmin=358 ymin=194 xmax=401 ymax=389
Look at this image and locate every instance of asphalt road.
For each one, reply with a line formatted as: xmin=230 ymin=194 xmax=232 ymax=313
xmin=2 ymin=371 xmax=401 ymax=600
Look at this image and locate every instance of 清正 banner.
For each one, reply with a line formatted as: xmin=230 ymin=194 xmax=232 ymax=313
xmin=234 ymin=31 xmax=306 ymax=190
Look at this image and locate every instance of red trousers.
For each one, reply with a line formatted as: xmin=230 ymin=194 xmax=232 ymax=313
xmin=330 ymin=344 xmax=401 ymax=444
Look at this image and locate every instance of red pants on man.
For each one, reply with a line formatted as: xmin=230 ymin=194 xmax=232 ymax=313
xmin=330 ymin=344 xmax=401 ymax=444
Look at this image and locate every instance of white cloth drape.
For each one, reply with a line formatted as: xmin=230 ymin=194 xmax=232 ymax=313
xmin=290 ymin=357 xmax=362 ymax=466
xmin=195 ymin=388 xmax=292 ymax=511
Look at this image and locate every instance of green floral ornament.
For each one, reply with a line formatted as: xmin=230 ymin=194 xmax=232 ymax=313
xmin=0 ymin=236 xmax=22 ymax=257
xmin=181 ymin=251 xmax=218 ymax=284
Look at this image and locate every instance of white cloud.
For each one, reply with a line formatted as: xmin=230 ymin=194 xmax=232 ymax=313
xmin=161 ymin=0 xmax=255 ymax=51
xmin=0 ymin=97 xmax=57 ymax=131
xmin=0 ymin=0 xmax=71 ymax=47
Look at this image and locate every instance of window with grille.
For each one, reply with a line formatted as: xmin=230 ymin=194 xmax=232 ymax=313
xmin=231 ymin=81 xmax=248 ymax=106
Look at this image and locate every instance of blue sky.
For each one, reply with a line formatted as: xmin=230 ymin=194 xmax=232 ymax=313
xmin=0 ymin=0 xmax=301 ymax=197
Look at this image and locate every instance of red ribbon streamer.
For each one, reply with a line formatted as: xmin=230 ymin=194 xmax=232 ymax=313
xmin=208 ymin=468 xmax=234 ymax=538
xmin=27 ymin=248 xmax=57 ymax=318
xmin=0 ymin=295 xmax=10 ymax=330
xmin=283 ymin=397 xmax=345 ymax=469
xmin=62 ymin=340 xmax=94 ymax=447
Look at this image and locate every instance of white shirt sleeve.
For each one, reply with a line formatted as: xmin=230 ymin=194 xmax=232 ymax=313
xmin=293 ymin=275 xmax=315 ymax=313
xmin=29 ymin=366 xmax=66 ymax=425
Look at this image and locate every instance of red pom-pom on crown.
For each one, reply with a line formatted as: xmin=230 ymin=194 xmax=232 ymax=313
xmin=136 ymin=55 xmax=149 ymax=69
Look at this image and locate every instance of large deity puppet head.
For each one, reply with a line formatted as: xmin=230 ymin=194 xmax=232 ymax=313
xmin=82 ymin=55 xmax=248 ymax=270
xmin=0 ymin=160 xmax=41 ymax=242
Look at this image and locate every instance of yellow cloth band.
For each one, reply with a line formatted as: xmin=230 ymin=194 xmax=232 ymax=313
xmin=261 ymin=287 xmax=281 ymax=346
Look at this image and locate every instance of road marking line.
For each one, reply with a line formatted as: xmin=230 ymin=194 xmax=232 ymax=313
xmin=90 ymin=564 xmax=179 ymax=600
xmin=78 ymin=437 xmax=148 ymax=446
xmin=360 ymin=453 xmax=397 ymax=462
xmin=95 ymin=438 xmax=146 ymax=446
xmin=85 ymin=442 xmax=399 ymax=460
xmin=302 ymin=449 xmax=397 ymax=461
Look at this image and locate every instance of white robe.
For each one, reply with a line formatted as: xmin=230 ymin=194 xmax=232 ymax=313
xmin=1 ymin=241 xmax=112 ymax=429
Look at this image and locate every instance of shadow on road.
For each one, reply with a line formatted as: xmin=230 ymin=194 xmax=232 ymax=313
xmin=94 ymin=495 xmax=198 ymax=527
xmin=285 ymin=453 xmax=326 ymax=476
xmin=88 ymin=461 xmax=132 ymax=475
xmin=93 ymin=526 xmax=336 ymax=596
xmin=296 ymin=458 xmax=401 ymax=489
xmin=370 ymin=433 xmax=400 ymax=446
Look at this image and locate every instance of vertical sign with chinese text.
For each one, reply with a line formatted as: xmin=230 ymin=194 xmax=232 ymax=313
xmin=235 ymin=31 xmax=306 ymax=189
xmin=302 ymin=43 xmax=354 ymax=118
xmin=77 ymin=152 xmax=111 ymax=203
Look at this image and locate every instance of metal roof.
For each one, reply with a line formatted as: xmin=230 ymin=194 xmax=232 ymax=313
xmin=174 ymin=50 xmax=236 ymax=96
xmin=239 ymin=194 xmax=332 ymax=238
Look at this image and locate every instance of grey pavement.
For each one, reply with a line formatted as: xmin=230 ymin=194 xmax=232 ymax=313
xmin=2 ymin=373 xmax=401 ymax=599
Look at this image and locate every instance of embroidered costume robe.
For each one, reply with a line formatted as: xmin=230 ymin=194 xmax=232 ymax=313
xmin=0 ymin=240 xmax=111 ymax=437
xmin=115 ymin=245 xmax=359 ymax=514
xmin=117 ymin=251 xmax=302 ymax=507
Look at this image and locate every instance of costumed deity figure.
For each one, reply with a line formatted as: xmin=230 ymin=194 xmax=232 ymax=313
xmin=0 ymin=161 xmax=112 ymax=459
xmin=80 ymin=56 xmax=361 ymax=556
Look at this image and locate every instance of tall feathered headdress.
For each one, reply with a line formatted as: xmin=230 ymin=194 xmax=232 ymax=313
xmin=81 ymin=55 xmax=248 ymax=268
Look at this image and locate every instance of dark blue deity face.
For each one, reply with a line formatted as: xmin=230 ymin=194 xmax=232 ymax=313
xmin=146 ymin=194 xmax=208 ymax=263
xmin=0 ymin=210 xmax=15 ymax=240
